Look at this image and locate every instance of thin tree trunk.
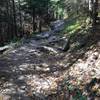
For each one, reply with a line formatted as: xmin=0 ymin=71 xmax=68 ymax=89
xmin=18 ymin=0 xmax=23 ymax=36
xmin=6 ymin=0 xmax=11 ymax=40
xmin=32 ymin=8 xmax=36 ymax=32
xmin=12 ymin=0 xmax=17 ymax=37
xmin=0 ymin=23 xmax=4 ymax=46
xmin=39 ymin=16 xmax=42 ymax=32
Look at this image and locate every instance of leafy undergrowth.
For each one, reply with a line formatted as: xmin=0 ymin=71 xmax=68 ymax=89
xmin=60 ymin=24 xmax=100 ymax=99
xmin=45 ymin=22 xmax=100 ymax=99
xmin=62 ymin=16 xmax=90 ymax=40
xmin=63 ymin=80 xmax=87 ymax=100
xmin=63 ymin=19 xmax=81 ymax=34
xmin=61 ymin=48 xmax=100 ymax=100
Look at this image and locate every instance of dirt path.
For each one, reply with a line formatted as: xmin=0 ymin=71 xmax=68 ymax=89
xmin=0 ymin=21 xmax=100 ymax=100
xmin=0 ymin=20 xmax=67 ymax=99
xmin=0 ymin=42 xmax=64 ymax=99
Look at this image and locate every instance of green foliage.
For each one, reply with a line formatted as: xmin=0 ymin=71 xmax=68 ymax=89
xmin=65 ymin=21 xmax=81 ymax=34
xmin=73 ymin=90 xmax=87 ymax=100
xmin=23 ymin=0 xmax=51 ymax=15
xmin=64 ymin=80 xmax=87 ymax=100
xmin=62 ymin=17 xmax=81 ymax=36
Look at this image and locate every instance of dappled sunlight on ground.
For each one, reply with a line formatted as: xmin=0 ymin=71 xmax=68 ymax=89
xmin=0 ymin=36 xmax=66 ymax=99
xmin=0 ymin=23 xmax=100 ymax=99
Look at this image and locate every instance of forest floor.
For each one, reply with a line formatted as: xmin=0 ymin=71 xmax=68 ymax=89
xmin=0 ymin=20 xmax=100 ymax=100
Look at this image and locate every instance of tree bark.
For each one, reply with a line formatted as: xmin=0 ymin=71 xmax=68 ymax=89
xmin=12 ymin=0 xmax=17 ymax=37
xmin=39 ymin=16 xmax=42 ymax=32
xmin=32 ymin=8 xmax=36 ymax=32
xmin=18 ymin=0 xmax=23 ymax=36
xmin=6 ymin=0 xmax=11 ymax=40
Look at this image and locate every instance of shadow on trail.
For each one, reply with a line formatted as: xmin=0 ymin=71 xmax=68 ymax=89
xmin=0 ymin=23 xmax=100 ymax=99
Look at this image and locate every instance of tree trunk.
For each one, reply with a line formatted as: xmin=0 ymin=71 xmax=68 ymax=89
xmin=12 ymin=0 xmax=17 ymax=37
xmin=0 ymin=23 xmax=4 ymax=46
xmin=18 ymin=0 xmax=23 ymax=37
xmin=89 ymin=0 xmax=98 ymax=26
xmin=39 ymin=16 xmax=42 ymax=33
xmin=32 ymin=8 xmax=36 ymax=32
xmin=6 ymin=0 xmax=11 ymax=40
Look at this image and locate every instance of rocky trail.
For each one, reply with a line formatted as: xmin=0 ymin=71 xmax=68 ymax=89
xmin=0 ymin=20 xmax=68 ymax=100
xmin=0 ymin=20 xmax=100 ymax=100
